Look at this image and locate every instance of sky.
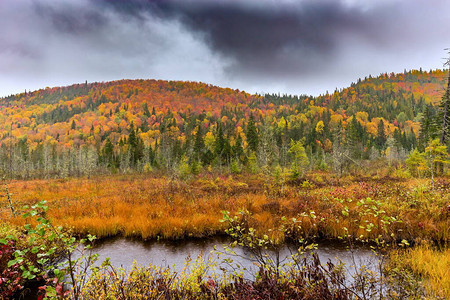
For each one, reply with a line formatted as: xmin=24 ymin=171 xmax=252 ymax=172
xmin=1 ymin=0 xmax=449 ymax=98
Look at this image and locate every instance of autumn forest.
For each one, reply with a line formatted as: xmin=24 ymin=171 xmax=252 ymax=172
xmin=0 ymin=69 xmax=447 ymax=179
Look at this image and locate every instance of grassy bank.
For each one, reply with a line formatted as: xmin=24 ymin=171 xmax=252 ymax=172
xmin=388 ymin=243 xmax=450 ymax=299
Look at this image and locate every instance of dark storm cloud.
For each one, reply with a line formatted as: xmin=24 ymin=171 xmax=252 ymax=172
xmin=95 ymin=0 xmax=378 ymax=76
xmin=33 ymin=2 xmax=108 ymax=35
xmin=0 ymin=0 xmax=449 ymax=97
xmin=91 ymin=0 xmax=450 ymax=82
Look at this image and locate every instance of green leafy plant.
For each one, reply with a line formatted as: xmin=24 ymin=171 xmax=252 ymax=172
xmin=2 ymin=200 xmax=98 ymax=299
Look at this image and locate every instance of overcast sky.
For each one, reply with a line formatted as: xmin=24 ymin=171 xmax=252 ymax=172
xmin=1 ymin=0 xmax=449 ymax=98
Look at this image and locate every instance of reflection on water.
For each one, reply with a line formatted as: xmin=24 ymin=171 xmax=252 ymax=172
xmin=81 ymin=236 xmax=380 ymax=279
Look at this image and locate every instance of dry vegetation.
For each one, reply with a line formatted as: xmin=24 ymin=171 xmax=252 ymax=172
xmin=2 ymin=173 xmax=449 ymax=243
xmin=388 ymin=242 xmax=450 ymax=299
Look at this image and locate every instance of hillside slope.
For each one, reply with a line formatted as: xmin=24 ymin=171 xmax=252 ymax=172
xmin=0 ymin=69 xmax=447 ymax=178
xmin=0 ymin=80 xmax=258 ymax=147
xmin=315 ymin=69 xmax=447 ymax=121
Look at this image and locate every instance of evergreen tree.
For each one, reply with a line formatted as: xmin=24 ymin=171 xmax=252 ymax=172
xmin=18 ymin=138 xmax=29 ymax=161
xmin=222 ymin=136 xmax=232 ymax=164
xmin=393 ymin=128 xmax=403 ymax=149
xmin=346 ymin=115 xmax=364 ymax=158
xmin=232 ymin=134 xmax=244 ymax=162
xmin=246 ymin=114 xmax=259 ymax=153
xmin=143 ymin=103 xmax=151 ymax=118
xmin=171 ymin=139 xmax=182 ymax=163
xmin=193 ymin=125 xmax=204 ymax=161
xmin=418 ymin=105 xmax=438 ymax=150
xmin=128 ymin=123 xmax=144 ymax=166
xmin=128 ymin=123 xmax=137 ymax=150
xmin=102 ymin=138 xmax=115 ymax=168
xmin=214 ymin=125 xmax=226 ymax=164
xmin=148 ymin=145 xmax=156 ymax=166
xmin=438 ymin=65 xmax=450 ymax=146
xmin=375 ymin=120 xmax=387 ymax=149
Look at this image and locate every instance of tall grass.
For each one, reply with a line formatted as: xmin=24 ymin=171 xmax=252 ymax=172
xmin=1 ymin=174 xmax=449 ymax=242
xmin=389 ymin=243 xmax=450 ymax=299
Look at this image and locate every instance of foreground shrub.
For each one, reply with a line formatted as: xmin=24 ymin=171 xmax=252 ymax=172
xmin=79 ymin=253 xmax=352 ymax=300
xmin=1 ymin=201 xmax=97 ymax=299
xmin=0 ymin=240 xmax=25 ymax=299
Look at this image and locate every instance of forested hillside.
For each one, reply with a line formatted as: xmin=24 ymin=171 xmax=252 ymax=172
xmin=0 ymin=69 xmax=448 ymax=178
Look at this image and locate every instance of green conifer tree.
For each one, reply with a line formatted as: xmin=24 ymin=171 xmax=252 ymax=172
xmin=246 ymin=114 xmax=259 ymax=153
xmin=375 ymin=120 xmax=387 ymax=150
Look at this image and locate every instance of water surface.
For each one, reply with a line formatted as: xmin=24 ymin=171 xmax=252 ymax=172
xmin=82 ymin=237 xmax=380 ymax=279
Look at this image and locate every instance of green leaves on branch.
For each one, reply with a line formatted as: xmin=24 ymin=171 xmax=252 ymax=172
xmin=3 ymin=200 xmax=98 ymax=299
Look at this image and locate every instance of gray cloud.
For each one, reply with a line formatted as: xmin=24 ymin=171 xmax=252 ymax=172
xmin=95 ymin=0 xmax=450 ymax=78
xmin=0 ymin=0 xmax=449 ymax=97
xmin=33 ymin=1 xmax=108 ymax=35
xmin=97 ymin=0 xmax=374 ymax=75
xmin=0 ymin=0 xmax=227 ymax=96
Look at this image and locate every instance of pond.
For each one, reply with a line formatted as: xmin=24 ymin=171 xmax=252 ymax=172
xmin=79 ymin=236 xmax=381 ymax=279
